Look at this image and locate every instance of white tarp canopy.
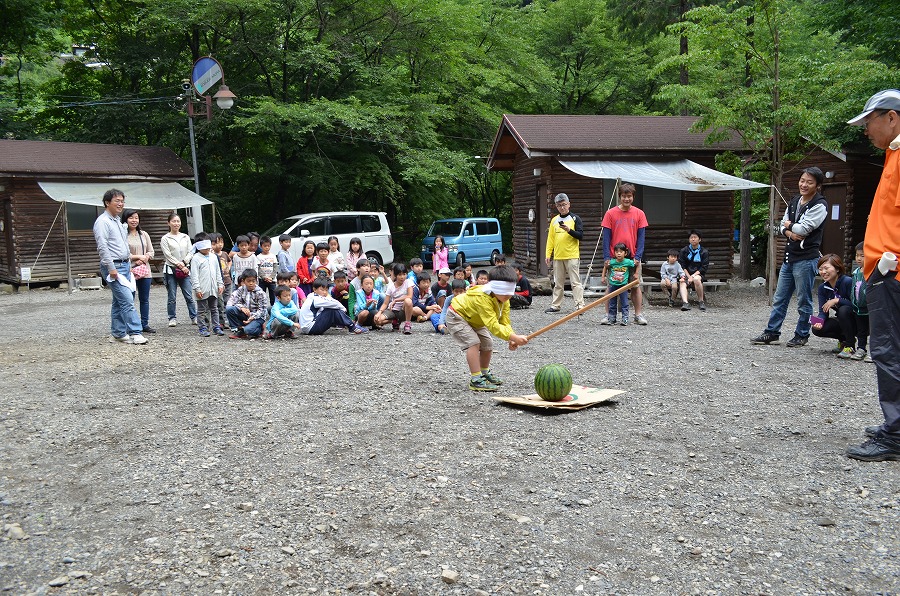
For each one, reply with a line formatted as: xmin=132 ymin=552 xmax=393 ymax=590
xmin=558 ymin=159 xmax=770 ymax=192
xmin=38 ymin=181 xmax=211 ymax=209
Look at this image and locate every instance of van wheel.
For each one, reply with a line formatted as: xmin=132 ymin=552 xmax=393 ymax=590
xmin=490 ymin=250 xmax=501 ymax=265
xmin=455 ymin=253 xmax=465 ymax=268
xmin=365 ymin=252 xmax=382 ymax=266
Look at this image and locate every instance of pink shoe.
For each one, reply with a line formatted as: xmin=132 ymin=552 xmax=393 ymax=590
xmin=402 ymin=321 xmax=412 ymax=335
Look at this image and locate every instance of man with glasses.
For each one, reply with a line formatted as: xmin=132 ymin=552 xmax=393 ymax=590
xmin=92 ymin=188 xmax=147 ymax=345
xmin=544 ymin=193 xmax=585 ymax=313
xmin=845 ymin=89 xmax=900 ymax=461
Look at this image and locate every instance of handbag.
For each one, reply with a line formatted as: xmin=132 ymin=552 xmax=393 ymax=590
xmin=130 ymin=233 xmax=151 ymax=279
xmin=174 ymin=266 xmax=190 ymax=280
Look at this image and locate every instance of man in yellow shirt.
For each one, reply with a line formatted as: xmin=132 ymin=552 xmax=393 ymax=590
xmin=845 ymin=89 xmax=900 ymax=462
xmin=544 ymin=193 xmax=585 ymax=313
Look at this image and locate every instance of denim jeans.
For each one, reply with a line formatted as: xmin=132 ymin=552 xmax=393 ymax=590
xmin=765 ymin=258 xmax=817 ymax=338
xmin=225 ymin=305 xmax=263 ymax=337
xmin=102 ymin=262 xmax=142 ymax=338
xmin=135 ymin=276 xmax=152 ymax=329
xmin=164 ymin=272 xmax=197 ymax=322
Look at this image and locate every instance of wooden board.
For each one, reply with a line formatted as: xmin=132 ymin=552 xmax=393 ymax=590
xmin=492 ymin=385 xmax=623 ymax=411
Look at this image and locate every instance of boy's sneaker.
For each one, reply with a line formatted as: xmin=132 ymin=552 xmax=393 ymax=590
xmin=751 ymin=331 xmax=779 ymax=345
xmin=544 ymin=306 xmax=561 ymax=313
xmin=837 ymin=346 xmax=854 ymax=359
xmin=469 ymin=374 xmax=499 ymax=392
xmin=213 ymin=326 xmax=225 ymax=336
xmin=681 ymin=302 xmax=691 ymax=311
xmin=168 ymin=319 xmax=177 ymax=327
xmin=199 ymin=328 xmax=210 ymax=337
xmin=391 ymin=319 xmax=401 ymax=332
xmin=482 ymin=369 xmax=504 ymax=386
xmin=620 ymin=318 xmax=628 ymax=326
xmin=600 ymin=316 xmax=615 ymax=325
xmin=864 ymin=352 xmax=873 ymax=363
xmin=634 ymin=314 xmax=648 ymax=325
xmin=130 ymin=334 xmax=148 ymax=345
xmin=699 ymin=301 xmax=707 ymax=311
xmin=785 ymin=334 xmax=808 ymax=348
xmin=191 ymin=317 xmax=199 ymax=325
xmin=850 ymin=348 xmax=866 ymax=360
xmin=667 ymin=297 xmax=675 ymax=307
xmin=402 ymin=321 xmax=412 ymax=335
xmin=110 ymin=334 xmax=130 ymax=343
xmin=350 ymin=324 xmax=369 ymax=334
xmin=831 ymin=341 xmax=844 ymax=354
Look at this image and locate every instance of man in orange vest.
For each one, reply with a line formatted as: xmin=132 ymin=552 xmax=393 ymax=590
xmin=845 ymin=89 xmax=900 ymax=462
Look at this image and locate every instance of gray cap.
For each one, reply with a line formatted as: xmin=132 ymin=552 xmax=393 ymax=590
xmin=847 ymin=89 xmax=900 ymax=125
xmin=554 ymin=193 xmax=570 ymax=203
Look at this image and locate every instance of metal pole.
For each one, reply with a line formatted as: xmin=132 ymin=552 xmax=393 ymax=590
xmin=62 ymin=200 xmax=73 ymax=292
xmin=187 ymin=114 xmax=204 ymax=237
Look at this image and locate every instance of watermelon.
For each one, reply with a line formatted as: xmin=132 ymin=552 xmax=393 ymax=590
xmin=534 ymin=364 xmax=573 ymax=401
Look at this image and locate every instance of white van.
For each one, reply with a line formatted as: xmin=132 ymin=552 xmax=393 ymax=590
xmin=263 ymin=211 xmax=394 ymax=265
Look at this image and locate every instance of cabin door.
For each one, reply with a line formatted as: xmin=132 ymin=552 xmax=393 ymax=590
xmin=821 ymin=183 xmax=848 ymax=261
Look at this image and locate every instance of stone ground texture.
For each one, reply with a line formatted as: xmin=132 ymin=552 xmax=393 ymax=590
xmin=0 ymin=282 xmax=898 ymax=595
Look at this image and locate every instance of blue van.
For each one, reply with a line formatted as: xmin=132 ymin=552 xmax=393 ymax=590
xmin=420 ymin=217 xmax=503 ymax=268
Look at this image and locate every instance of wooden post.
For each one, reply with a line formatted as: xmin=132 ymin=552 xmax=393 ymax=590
xmin=526 ymin=279 xmax=639 ymax=341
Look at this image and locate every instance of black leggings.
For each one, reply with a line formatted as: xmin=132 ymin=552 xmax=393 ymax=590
xmin=811 ymin=304 xmax=857 ymax=346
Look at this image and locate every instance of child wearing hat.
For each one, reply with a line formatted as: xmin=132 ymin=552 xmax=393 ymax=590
xmin=189 ymin=239 xmax=225 ymax=336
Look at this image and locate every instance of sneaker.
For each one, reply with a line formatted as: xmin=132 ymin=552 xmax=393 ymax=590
xmin=668 ymin=297 xmax=675 ymax=307
xmin=837 ymin=346 xmax=854 ymax=359
xmin=142 ymin=327 xmax=157 ymax=334
xmin=351 ymin=324 xmax=369 ymax=334
xmin=785 ymin=334 xmax=808 ymax=348
xmin=544 ymin=306 xmax=561 ymax=313
xmin=620 ymin=318 xmax=628 ymax=326
xmin=850 ymin=348 xmax=866 ymax=361
xmin=831 ymin=341 xmax=844 ymax=354
xmin=600 ymin=316 xmax=615 ymax=325
xmin=846 ymin=437 xmax=900 ymax=462
xmin=634 ymin=314 xmax=648 ymax=325
xmin=391 ymin=320 xmax=401 ymax=332
xmin=213 ymin=327 xmax=225 ymax=336
xmin=168 ymin=319 xmax=177 ymax=327
xmin=698 ymin=301 xmax=707 ymax=311
xmin=402 ymin=321 xmax=412 ymax=335
xmin=751 ymin=331 xmax=780 ymax=345
xmin=130 ymin=334 xmax=148 ymax=345
xmin=482 ymin=370 xmax=504 ymax=386
xmin=199 ymin=328 xmax=211 ymax=337
xmin=110 ymin=334 xmax=130 ymax=343
xmin=468 ymin=374 xmax=499 ymax=392
xmin=864 ymin=425 xmax=882 ymax=438
xmin=191 ymin=317 xmax=199 ymax=326
xmin=864 ymin=353 xmax=873 ymax=363
xmin=681 ymin=302 xmax=691 ymax=311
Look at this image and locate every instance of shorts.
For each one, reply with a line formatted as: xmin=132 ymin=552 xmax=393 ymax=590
xmin=446 ymin=309 xmax=493 ymax=352
xmin=381 ymin=309 xmax=404 ymax=321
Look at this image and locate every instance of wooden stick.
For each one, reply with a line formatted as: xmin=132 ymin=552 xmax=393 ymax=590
xmin=526 ymin=279 xmax=640 ymax=341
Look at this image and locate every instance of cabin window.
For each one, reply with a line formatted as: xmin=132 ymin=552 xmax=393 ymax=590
xmin=638 ymin=186 xmax=682 ymax=225
xmin=66 ymin=203 xmax=102 ymax=231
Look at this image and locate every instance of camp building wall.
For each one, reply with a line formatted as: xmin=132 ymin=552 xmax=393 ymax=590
xmin=510 ymin=154 xmax=734 ymax=280
xmin=0 ymin=179 xmax=170 ymax=284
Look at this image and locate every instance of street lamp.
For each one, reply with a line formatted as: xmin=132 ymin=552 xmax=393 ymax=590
xmin=183 ymin=56 xmax=236 ymax=236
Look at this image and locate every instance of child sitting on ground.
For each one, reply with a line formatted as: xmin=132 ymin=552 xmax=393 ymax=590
xmin=277 ymin=271 xmax=305 ymax=307
xmin=412 ymin=272 xmax=441 ymax=322
xmin=226 ymin=269 xmax=270 ymax=339
xmin=408 ymin=257 xmax=425 ymax=284
xmin=432 ymin=279 xmax=467 ymax=334
xmin=189 ymin=239 xmax=224 ymax=336
xmin=660 ymin=249 xmax=690 ymax=310
xmin=347 ymin=258 xmax=370 ymax=319
xmin=509 ymin=262 xmax=532 ymax=309
xmin=265 ymin=284 xmax=301 ymax=339
xmin=453 ymin=266 xmax=469 ymax=287
xmin=445 ymin=265 xmax=529 ymax=391
xmin=299 ymin=278 xmax=367 ymax=335
xmin=376 ymin=262 xmax=415 ymax=334
xmin=354 ymin=274 xmax=384 ymax=328
xmin=331 ymin=270 xmax=351 ymax=311
xmin=601 ymin=242 xmax=635 ymax=326
xmin=431 ymin=267 xmax=453 ymax=308
xmin=475 ymin=269 xmax=489 ymax=285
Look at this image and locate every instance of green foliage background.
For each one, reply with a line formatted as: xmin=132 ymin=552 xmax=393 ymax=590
xmin=1 ymin=0 xmax=896 ymax=263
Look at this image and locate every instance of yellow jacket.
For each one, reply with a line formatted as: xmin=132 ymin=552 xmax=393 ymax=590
xmin=546 ymin=213 xmax=583 ymax=260
xmin=450 ymin=285 xmax=514 ymax=341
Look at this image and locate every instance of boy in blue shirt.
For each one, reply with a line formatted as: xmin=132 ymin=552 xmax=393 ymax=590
xmin=265 ymin=285 xmax=301 ymax=339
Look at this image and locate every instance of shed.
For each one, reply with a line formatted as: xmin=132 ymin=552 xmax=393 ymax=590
xmin=486 ymin=115 xmax=761 ymax=279
xmin=0 ymin=139 xmax=208 ymax=286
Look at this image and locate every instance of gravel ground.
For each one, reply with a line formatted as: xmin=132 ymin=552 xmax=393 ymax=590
xmin=0 ymin=282 xmax=898 ymax=595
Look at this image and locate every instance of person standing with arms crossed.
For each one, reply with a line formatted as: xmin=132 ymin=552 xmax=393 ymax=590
xmin=845 ymin=89 xmax=900 ymax=462
xmin=601 ymin=183 xmax=649 ymax=325
xmin=92 ymin=189 xmax=147 ymax=345
xmin=544 ymin=193 xmax=584 ymax=313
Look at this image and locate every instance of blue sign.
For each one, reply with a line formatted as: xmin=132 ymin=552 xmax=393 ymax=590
xmin=191 ymin=57 xmax=223 ymax=95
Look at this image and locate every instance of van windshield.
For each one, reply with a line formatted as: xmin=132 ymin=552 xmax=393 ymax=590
xmin=262 ymin=217 xmax=300 ymax=238
xmin=428 ymin=221 xmax=463 ymax=237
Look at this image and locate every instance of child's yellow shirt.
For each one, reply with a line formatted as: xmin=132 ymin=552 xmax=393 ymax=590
xmin=450 ymin=285 xmax=514 ymax=340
